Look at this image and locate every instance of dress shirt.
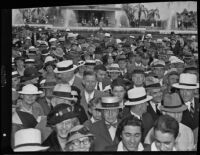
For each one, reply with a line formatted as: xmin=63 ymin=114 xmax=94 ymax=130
xmin=130 ymin=111 xmax=142 ymax=120
xmin=105 ymin=120 xmax=118 ymax=141
xmin=68 ymin=75 xmax=75 ymax=86
xmin=185 ymin=98 xmax=195 ymax=112
xmin=150 ymin=101 xmax=161 ymax=113
xmin=95 ymin=82 xmax=103 ymax=91
xmin=117 ymin=141 xmax=144 ymax=151
xmin=84 ymin=91 xmax=94 ymax=104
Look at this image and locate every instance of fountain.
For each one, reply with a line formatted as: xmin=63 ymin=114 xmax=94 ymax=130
xmin=115 ymin=4 xmax=130 ymax=27
xmin=61 ymin=9 xmax=78 ymax=27
xmin=12 ymin=9 xmax=24 ymax=25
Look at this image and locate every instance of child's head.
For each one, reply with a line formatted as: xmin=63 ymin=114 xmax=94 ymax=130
xmin=88 ymin=97 xmax=102 ymax=121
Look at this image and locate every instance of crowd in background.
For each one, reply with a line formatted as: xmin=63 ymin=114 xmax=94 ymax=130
xmin=11 ymin=25 xmax=199 ymax=152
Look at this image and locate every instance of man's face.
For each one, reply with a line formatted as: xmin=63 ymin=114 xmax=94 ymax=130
xmin=16 ymin=60 xmax=24 ymax=68
xmin=107 ymin=56 xmax=114 ymax=64
xmin=154 ymin=130 xmax=176 ymax=151
xmin=132 ymin=74 xmax=145 ymax=87
xmin=85 ymin=65 xmax=94 ymax=72
xmin=112 ymin=86 xmax=126 ymax=102
xmin=121 ymin=125 xmax=142 ymax=151
xmin=118 ymin=60 xmax=127 ymax=70
xmin=12 ymin=77 xmax=20 ymax=88
xmin=153 ymin=67 xmax=165 ymax=79
xmin=180 ymin=89 xmax=195 ymax=103
xmin=44 ymin=88 xmax=54 ymax=99
xmin=96 ymin=70 xmax=107 ymax=82
xmin=135 ymin=55 xmax=141 ymax=63
xmin=90 ymin=108 xmax=102 ymax=121
xmin=83 ymin=75 xmax=97 ymax=92
xmin=55 ymin=118 xmax=76 ymax=139
xmin=168 ymin=74 xmax=179 ymax=86
xmin=110 ymin=72 xmax=120 ymax=81
xmin=103 ymin=109 xmax=119 ymax=123
xmin=135 ymin=102 xmax=147 ymax=115
xmin=56 ymin=70 xmax=74 ymax=83
xmin=22 ymin=94 xmax=37 ymax=105
xmin=71 ymin=44 xmax=78 ymax=51
xmin=150 ymin=88 xmax=163 ymax=103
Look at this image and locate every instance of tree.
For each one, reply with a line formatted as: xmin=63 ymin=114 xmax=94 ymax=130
xmin=147 ymin=8 xmax=160 ymax=27
xmin=132 ymin=3 xmax=148 ymax=27
xmin=122 ymin=4 xmax=136 ymax=27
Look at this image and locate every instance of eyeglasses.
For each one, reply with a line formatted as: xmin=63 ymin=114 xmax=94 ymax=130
xmin=68 ymin=126 xmax=90 ymax=139
xmin=72 ymin=137 xmax=90 ymax=146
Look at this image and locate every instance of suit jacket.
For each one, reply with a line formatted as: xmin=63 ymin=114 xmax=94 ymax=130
xmin=37 ymin=97 xmax=52 ymax=116
xmin=181 ymin=98 xmax=199 ymax=130
xmin=147 ymin=101 xmax=161 ymax=122
xmin=102 ymin=77 xmax=112 ymax=90
xmin=80 ymin=89 xmax=108 ymax=118
xmin=72 ymin=76 xmax=84 ymax=92
xmin=120 ymin=106 xmax=154 ymax=142
xmin=104 ymin=143 xmax=151 ymax=151
xmin=90 ymin=119 xmax=120 ymax=151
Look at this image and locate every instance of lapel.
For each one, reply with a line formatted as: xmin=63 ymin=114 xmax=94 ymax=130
xmin=99 ymin=120 xmax=113 ymax=144
xmin=147 ymin=102 xmax=158 ymax=121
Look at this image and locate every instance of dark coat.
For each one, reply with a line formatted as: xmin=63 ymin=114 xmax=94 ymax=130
xmin=90 ymin=119 xmax=120 ymax=151
xmin=104 ymin=143 xmax=151 ymax=151
xmin=42 ymin=130 xmax=62 ymax=152
xmin=37 ymin=97 xmax=52 ymax=116
xmin=119 ymin=106 xmax=154 ymax=142
xmin=146 ymin=101 xmax=162 ymax=122
xmin=74 ymin=104 xmax=88 ymax=124
xmin=181 ymin=98 xmax=199 ymax=130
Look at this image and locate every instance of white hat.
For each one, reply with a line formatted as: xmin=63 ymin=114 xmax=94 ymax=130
xmin=53 ymin=83 xmax=76 ymax=101
xmin=96 ymin=96 xmax=123 ymax=109
xmin=191 ymin=35 xmax=196 ymax=40
xmin=172 ymin=73 xmax=199 ymax=89
xmin=107 ymin=63 xmax=121 ymax=73
xmin=146 ymin=34 xmax=152 ymax=38
xmin=12 ymin=71 xmax=20 ymax=78
xmin=14 ymin=128 xmax=49 ymax=152
xmin=116 ymin=39 xmax=122 ymax=44
xmin=125 ymin=87 xmax=153 ymax=106
xmin=44 ymin=56 xmax=55 ymax=64
xmin=157 ymin=39 xmax=162 ymax=43
xmin=54 ymin=60 xmax=77 ymax=73
xmin=25 ymin=59 xmax=35 ymax=63
xmin=18 ymin=84 xmax=43 ymax=94
xmin=151 ymin=59 xmax=165 ymax=68
xmin=25 ymin=37 xmax=31 ymax=40
xmin=29 ymin=46 xmax=37 ymax=51
xmin=95 ymin=59 xmax=103 ymax=64
xmin=77 ymin=60 xmax=85 ymax=67
xmin=170 ymin=58 xmax=184 ymax=64
xmin=49 ymin=38 xmax=57 ymax=42
xmin=104 ymin=33 xmax=111 ymax=37
xmin=130 ymin=35 xmax=135 ymax=39
xmin=84 ymin=60 xmax=96 ymax=66
xmin=67 ymin=33 xmax=78 ymax=38
xmin=66 ymin=28 xmax=71 ymax=32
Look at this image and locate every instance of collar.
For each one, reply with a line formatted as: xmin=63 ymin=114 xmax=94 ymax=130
xmin=185 ymin=98 xmax=195 ymax=111
xmin=90 ymin=116 xmax=98 ymax=123
xmin=68 ymin=75 xmax=75 ymax=86
xmin=84 ymin=90 xmax=95 ymax=102
xmin=12 ymin=88 xmax=16 ymax=91
xmin=135 ymin=62 xmax=142 ymax=66
xmin=105 ymin=119 xmax=118 ymax=125
xmin=151 ymin=141 xmax=176 ymax=151
xmin=130 ymin=111 xmax=141 ymax=120
xmin=117 ymin=141 xmax=144 ymax=151
xmin=150 ymin=101 xmax=161 ymax=111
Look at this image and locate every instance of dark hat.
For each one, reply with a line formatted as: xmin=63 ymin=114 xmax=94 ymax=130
xmin=77 ymin=35 xmax=85 ymax=40
xmin=14 ymin=56 xmax=25 ymax=62
xmin=21 ymin=67 xmax=41 ymax=82
xmin=47 ymin=103 xmax=79 ymax=126
xmin=132 ymin=69 xmax=145 ymax=75
xmin=41 ymin=49 xmax=50 ymax=56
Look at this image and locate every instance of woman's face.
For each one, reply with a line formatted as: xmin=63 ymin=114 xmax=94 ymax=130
xmin=22 ymin=94 xmax=37 ymax=105
xmin=16 ymin=60 xmax=24 ymax=68
xmin=70 ymin=137 xmax=91 ymax=151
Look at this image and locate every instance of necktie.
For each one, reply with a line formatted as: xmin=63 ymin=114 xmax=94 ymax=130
xmin=155 ymin=104 xmax=161 ymax=115
xmin=190 ymin=102 xmax=194 ymax=117
xmin=97 ymin=82 xmax=100 ymax=91
xmin=106 ymin=122 xmax=118 ymax=129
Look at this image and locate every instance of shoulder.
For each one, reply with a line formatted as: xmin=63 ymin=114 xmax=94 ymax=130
xmin=104 ymin=144 xmax=118 ymax=151
xmin=143 ymin=143 xmax=151 ymax=151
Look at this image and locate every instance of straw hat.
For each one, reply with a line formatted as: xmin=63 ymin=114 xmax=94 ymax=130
xmin=125 ymin=87 xmax=152 ymax=106
xmin=25 ymin=59 xmax=35 ymax=64
xmin=107 ymin=63 xmax=121 ymax=73
xmin=172 ymin=73 xmax=199 ymax=89
xmin=18 ymin=84 xmax=43 ymax=95
xmin=160 ymin=93 xmax=187 ymax=113
xmin=96 ymin=96 xmax=123 ymax=109
xmin=54 ymin=60 xmax=77 ymax=73
xmin=104 ymin=33 xmax=111 ymax=37
xmin=84 ymin=60 xmax=96 ymax=66
xmin=52 ymin=47 xmax=64 ymax=58
xmin=44 ymin=56 xmax=55 ymax=64
xmin=151 ymin=59 xmax=165 ymax=68
xmin=13 ymin=128 xmax=49 ymax=152
xmin=52 ymin=83 xmax=76 ymax=101
xmin=49 ymin=38 xmax=57 ymax=43
xmin=67 ymin=125 xmax=94 ymax=144
xmin=12 ymin=71 xmax=20 ymax=78
xmin=40 ymin=81 xmax=57 ymax=89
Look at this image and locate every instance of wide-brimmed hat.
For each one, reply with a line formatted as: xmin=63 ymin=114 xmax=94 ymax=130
xmin=52 ymin=83 xmax=76 ymax=101
xmin=25 ymin=59 xmax=35 ymax=64
xmin=67 ymin=125 xmax=94 ymax=144
xmin=54 ymin=60 xmax=77 ymax=73
xmin=84 ymin=60 xmax=96 ymax=66
xmin=47 ymin=103 xmax=79 ymax=126
xmin=96 ymin=96 xmax=123 ymax=109
xmin=28 ymin=46 xmax=37 ymax=55
xmin=172 ymin=73 xmax=199 ymax=89
xmin=13 ymin=128 xmax=49 ymax=152
xmin=107 ymin=63 xmax=121 ymax=73
xmin=125 ymin=87 xmax=153 ymax=106
xmin=18 ymin=84 xmax=43 ymax=94
xmin=21 ymin=67 xmax=41 ymax=82
xmin=151 ymin=59 xmax=165 ymax=68
xmin=12 ymin=71 xmax=20 ymax=78
xmin=146 ymin=34 xmax=152 ymax=39
xmin=160 ymin=93 xmax=187 ymax=113
xmin=44 ymin=56 xmax=55 ymax=64
xmin=145 ymin=76 xmax=161 ymax=89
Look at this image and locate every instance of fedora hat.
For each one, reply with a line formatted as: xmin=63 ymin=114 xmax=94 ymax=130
xmin=151 ymin=59 xmax=165 ymax=68
xmin=145 ymin=76 xmax=161 ymax=89
xmin=67 ymin=125 xmax=94 ymax=144
xmin=12 ymin=71 xmax=20 ymax=78
xmin=47 ymin=103 xmax=79 ymax=126
xmin=44 ymin=56 xmax=55 ymax=64
xmin=14 ymin=128 xmax=49 ymax=152
xmin=54 ymin=60 xmax=77 ymax=73
xmin=40 ymin=81 xmax=57 ymax=89
xmin=18 ymin=84 xmax=43 ymax=95
xmin=96 ymin=96 xmax=123 ymax=109
xmin=160 ymin=93 xmax=187 ymax=113
xmin=28 ymin=46 xmax=37 ymax=55
xmin=25 ymin=59 xmax=35 ymax=64
xmin=107 ymin=63 xmax=121 ymax=73
xmin=84 ymin=60 xmax=96 ymax=66
xmin=172 ymin=73 xmax=199 ymax=89
xmin=52 ymin=47 xmax=64 ymax=58
xmin=21 ymin=67 xmax=41 ymax=82
xmin=52 ymin=83 xmax=76 ymax=101
xmin=125 ymin=87 xmax=153 ymax=106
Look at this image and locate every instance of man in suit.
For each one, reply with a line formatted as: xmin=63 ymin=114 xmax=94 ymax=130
xmin=80 ymin=71 xmax=108 ymax=118
xmin=145 ymin=78 xmax=163 ymax=122
xmin=90 ymin=96 xmax=123 ymax=151
xmin=54 ymin=60 xmax=84 ymax=92
xmin=94 ymin=64 xmax=111 ymax=91
xmin=120 ymin=87 xmax=154 ymax=142
xmin=172 ymin=73 xmax=199 ymax=130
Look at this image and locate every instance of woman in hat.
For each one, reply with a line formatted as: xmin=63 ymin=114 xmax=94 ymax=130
xmin=90 ymin=96 xmax=123 ymax=151
xmin=144 ymin=93 xmax=195 ymax=151
xmin=65 ymin=125 xmax=95 ymax=151
xmin=105 ymin=115 xmax=150 ymax=151
xmin=42 ymin=103 xmax=80 ymax=151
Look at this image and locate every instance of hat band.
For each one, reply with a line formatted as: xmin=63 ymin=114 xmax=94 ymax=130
xmin=53 ymin=91 xmax=72 ymax=98
xmin=29 ymin=51 xmax=36 ymax=54
xmin=43 ymin=82 xmax=56 ymax=87
xmin=12 ymin=74 xmax=20 ymax=78
xmin=146 ymin=83 xmax=161 ymax=88
xmin=179 ymin=83 xmax=197 ymax=86
xmin=14 ymin=143 xmax=42 ymax=149
xmin=163 ymin=104 xmax=183 ymax=109
xmin=57 ymin=64 xmax=73 ymax=71
xmin=128 ymin=95 xmax=147 ymax=102
xmin=101 ymin=102 xmax=119 ymax=108
xmin=85 ymin=63 xmax=96 ymax=66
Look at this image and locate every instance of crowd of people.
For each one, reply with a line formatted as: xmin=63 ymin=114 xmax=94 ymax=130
xmin=11 ymin=25 xmax=199 ymax=152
